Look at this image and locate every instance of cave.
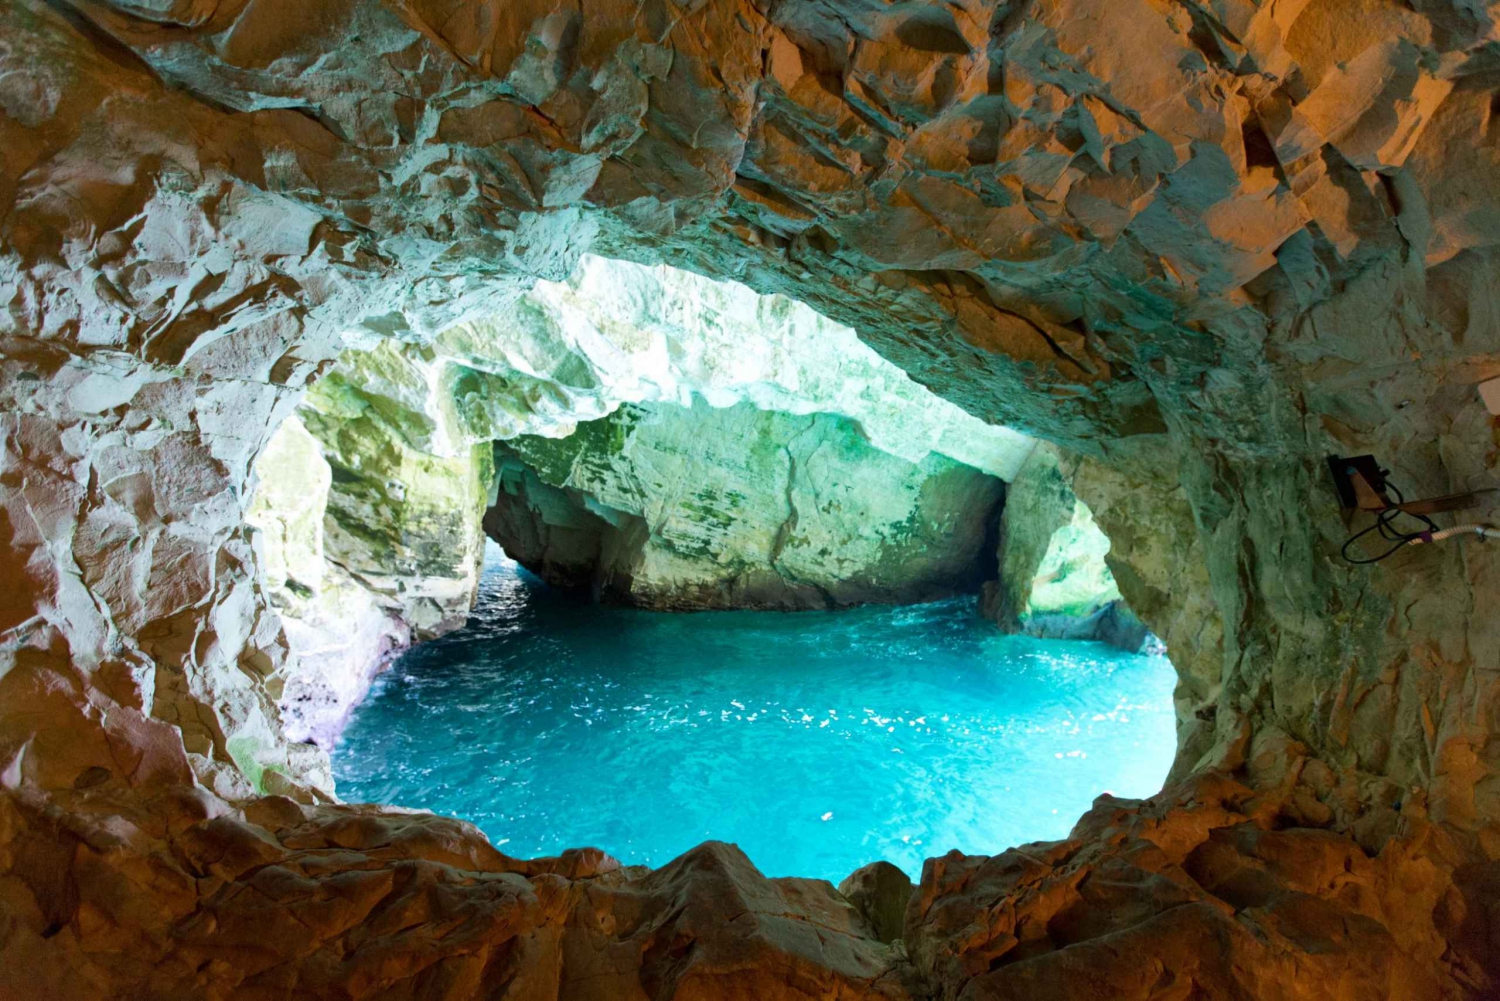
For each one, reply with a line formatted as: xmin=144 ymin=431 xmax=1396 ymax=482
xmin=3 ymin=0 xmax=1499 ymax=997
xmin=239 ymin=255 xmax=1174 ymax=880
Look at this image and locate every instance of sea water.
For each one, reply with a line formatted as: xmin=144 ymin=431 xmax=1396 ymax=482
xmin=331 ymin=544 xmax=1178 ymax=882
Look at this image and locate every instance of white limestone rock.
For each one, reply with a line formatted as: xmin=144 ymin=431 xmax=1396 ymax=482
xmin=982 ymin=444 xmax=1150 ymax=651
xmin=488 ymin=397 xmax=1006 ymax=609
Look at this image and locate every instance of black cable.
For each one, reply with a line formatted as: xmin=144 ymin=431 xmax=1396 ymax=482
xmin=1340 ymin=481 xmax=1440 ymax=564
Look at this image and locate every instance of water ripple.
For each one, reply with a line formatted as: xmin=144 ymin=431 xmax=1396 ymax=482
xmin=332 ymin=545 xmax=1177 ymax=881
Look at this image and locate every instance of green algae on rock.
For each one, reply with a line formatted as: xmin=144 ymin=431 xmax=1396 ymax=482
xmin=488 ymin=398 xmax=1006 ymax=610
xmin=982 ymin=444 xmax=1150 ymax=651
xmin=248 ymin=257 xmax=1035 ymax=738
xmin=246 ymin=350 xmax=493 ymax=747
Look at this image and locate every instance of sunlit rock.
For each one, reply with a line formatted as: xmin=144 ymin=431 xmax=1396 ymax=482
xmin=245 ymin=414 xmax=415 ymax=749
xmin=441 ymin=255 xmax=1035 ymax=480
xmin=250 ymin=257 xmax=1032 ymax=729
xmin=246 ymin=351 xmax=493 ymax=746
xmin=297 ymin=351 xmax=493 ymax=639
xmin=486 ymin=398 xmax=1006 ymax=609
xmin=981 ymin=444 xmax=1149 ymax=651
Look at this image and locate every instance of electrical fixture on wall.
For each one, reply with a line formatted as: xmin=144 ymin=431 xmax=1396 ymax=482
xmin=1480 ymin=376 xmax=1500 ymax=416
xmin=1329 ymin=455 xmax=1497 ymax=564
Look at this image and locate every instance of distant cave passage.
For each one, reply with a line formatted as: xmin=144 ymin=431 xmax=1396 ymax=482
xmin=245 ymin=259 xmax=1174 ymax=884
xmin=481 ymin=396 xmax=1007 ymax=612
xmin=246 ymin=256 xmax=1154 ymax=762
xmin=482 ymin=397 xmax=1151 ymax=652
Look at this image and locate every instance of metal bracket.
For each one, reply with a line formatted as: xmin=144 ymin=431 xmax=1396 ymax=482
xmin=1327 ymin=454 xmax=1497 ymax=515
xmin=1327 ymin=455 xmax=1389 ymax=511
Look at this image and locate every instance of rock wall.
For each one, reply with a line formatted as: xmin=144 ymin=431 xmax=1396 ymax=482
xmin=297 ymin=347 xmax=493 ymax=644
xmin=3 ymin=0 xmax=1500 ymax=993
xmin=442 ymin=254 xmax=1036 ymax=480
xmin=1 ymin=768 xmax=1485 ymax=999
xmin=244 ymin=342 xmax=496 ymax=749
xmin=245 ymin=257 xmax=1033 ymax=741
xmin=244 ymin=414 xmax=409 ymax=751
xmin=487 ymin=398 xmax=1007 ymax=609
xmin=981 ymin=443 xmax=1149 ymax=650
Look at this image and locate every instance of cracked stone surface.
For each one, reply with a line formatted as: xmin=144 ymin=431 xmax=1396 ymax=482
xmin=3 ymin=0 xmax=1500 ymax=994
xmin=981 ymin=441 xmax=1149 ymax=650
xmin=486 ymin=396 xmax=1006 ymax=610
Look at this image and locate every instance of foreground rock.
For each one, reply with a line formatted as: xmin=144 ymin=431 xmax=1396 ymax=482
xmin=487 ymin=398 xmax=1006 ymax=609
xmin=2 ymin=765 xmax=1488 ymax=998
xmin=0 ymin=779 xmax=912 ymax=999
xmin=839 ymin=861 xmax=914 ymax=945
xmin=907 ymin=769 xmax=1487 ymax=1000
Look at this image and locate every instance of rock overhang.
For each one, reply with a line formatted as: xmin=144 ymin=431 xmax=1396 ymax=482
xmin=2 ymin=0 xmax=1499 ymax=993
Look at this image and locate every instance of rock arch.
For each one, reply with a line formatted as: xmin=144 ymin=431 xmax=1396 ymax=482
xmin=1 ymin=0 xmax=1497 ymax=994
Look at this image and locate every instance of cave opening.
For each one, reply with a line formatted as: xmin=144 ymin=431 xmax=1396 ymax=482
xmin=10 ymin=0 xmax=1498 ymax=989
xmin=244 ymin=255 xmax=1178 ymax=880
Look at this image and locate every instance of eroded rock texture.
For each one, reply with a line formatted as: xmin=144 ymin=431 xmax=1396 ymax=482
xmin=0 ymin=767 xmax=1486 ymax=999
xmin=487 ymin=397 xmax=1006 ymax=609
xmin=981 ymin=442 xmax=1149 ymax=649
xmin=3 ymin=0 xmax=1500 ymax=994
xmin=247 ymin=256 xmax=1031 ymax=737
xmin=245 ymin=397 xmax=492 ymax=749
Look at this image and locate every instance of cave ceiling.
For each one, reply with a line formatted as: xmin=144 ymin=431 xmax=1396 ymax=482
xmin=2 ymin=0 xmax=1500 ymax=995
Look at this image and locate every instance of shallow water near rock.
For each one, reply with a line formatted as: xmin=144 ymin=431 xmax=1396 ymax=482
xmin=332 ymin=545 xmax=1177 ymax=881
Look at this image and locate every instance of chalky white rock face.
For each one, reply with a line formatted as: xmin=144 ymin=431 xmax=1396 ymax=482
xmin=442 ymin=255 xmax=1037 ymax=479
xmin=244 ymin=415 xmax=422 ymax=749
xmin=489 ymin=398 xmax=1006 ymax=609
xmin=301 ymin=254 xmax=1036 ymax=475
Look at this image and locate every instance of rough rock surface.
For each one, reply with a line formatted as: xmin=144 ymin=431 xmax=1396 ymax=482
xmin=249 ymin=255 xmax=1031 ymax=734
xmin=442 ymin=254 xmax=1036 ymax=479
xmin=981 ymin=443 xmax=1149 ymax=649
xmin=297 ymin=347 xmax=494 ymax=644
xmin=0 ymin=766 xmax=1488 ymax=999
xmin=244 ymin=414 xmax=412 ymax=750
xmin=487 ymin=397 xmax=1007 ymax=609
xmin=906 ymin=769 xmax=1490 ymax=999
xmin=245 ymin=373 xmax=493 ymax=748
xmin=0 ymin=779 xmax=914 ymax=1000
xmin=838 ymin=860 xmax=914 ymax=946
xmin=3 ymin=0 xmax=1500 ymax=994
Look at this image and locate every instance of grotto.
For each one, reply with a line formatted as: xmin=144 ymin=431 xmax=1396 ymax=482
xmin=2 ymin=0 xmax=1500 ymax=997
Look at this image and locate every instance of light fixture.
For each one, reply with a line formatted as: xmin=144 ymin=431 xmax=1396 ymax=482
xmin=1327 ymin=455 xmax=1496 ymax=564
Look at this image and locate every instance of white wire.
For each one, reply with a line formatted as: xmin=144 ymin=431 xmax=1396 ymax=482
xmin=1407 ymin=524 xmax=1495 ymax=544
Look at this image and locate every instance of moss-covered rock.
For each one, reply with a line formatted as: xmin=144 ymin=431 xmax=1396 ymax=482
xmin=245 ymin=348 xmax=494 ymax=747
xmin=299 ymin=346 xmax=493 ymax=639
xmin=488 ymin=398 xmax=1005 ymax=609
xmin=247 ymin=257 xmax=1035 ymax=742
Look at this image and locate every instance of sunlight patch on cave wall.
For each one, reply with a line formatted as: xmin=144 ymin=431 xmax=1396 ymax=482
xmin=247 ymin=256 xmax=1038 ymax=745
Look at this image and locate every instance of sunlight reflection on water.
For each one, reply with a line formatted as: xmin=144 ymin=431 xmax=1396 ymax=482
xmin=332 ymin=544 xmax=1178 ymax=881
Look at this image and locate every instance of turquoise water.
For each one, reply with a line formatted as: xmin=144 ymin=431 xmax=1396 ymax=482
xmin=331 ymin=545 xmax=1178 ymax=882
